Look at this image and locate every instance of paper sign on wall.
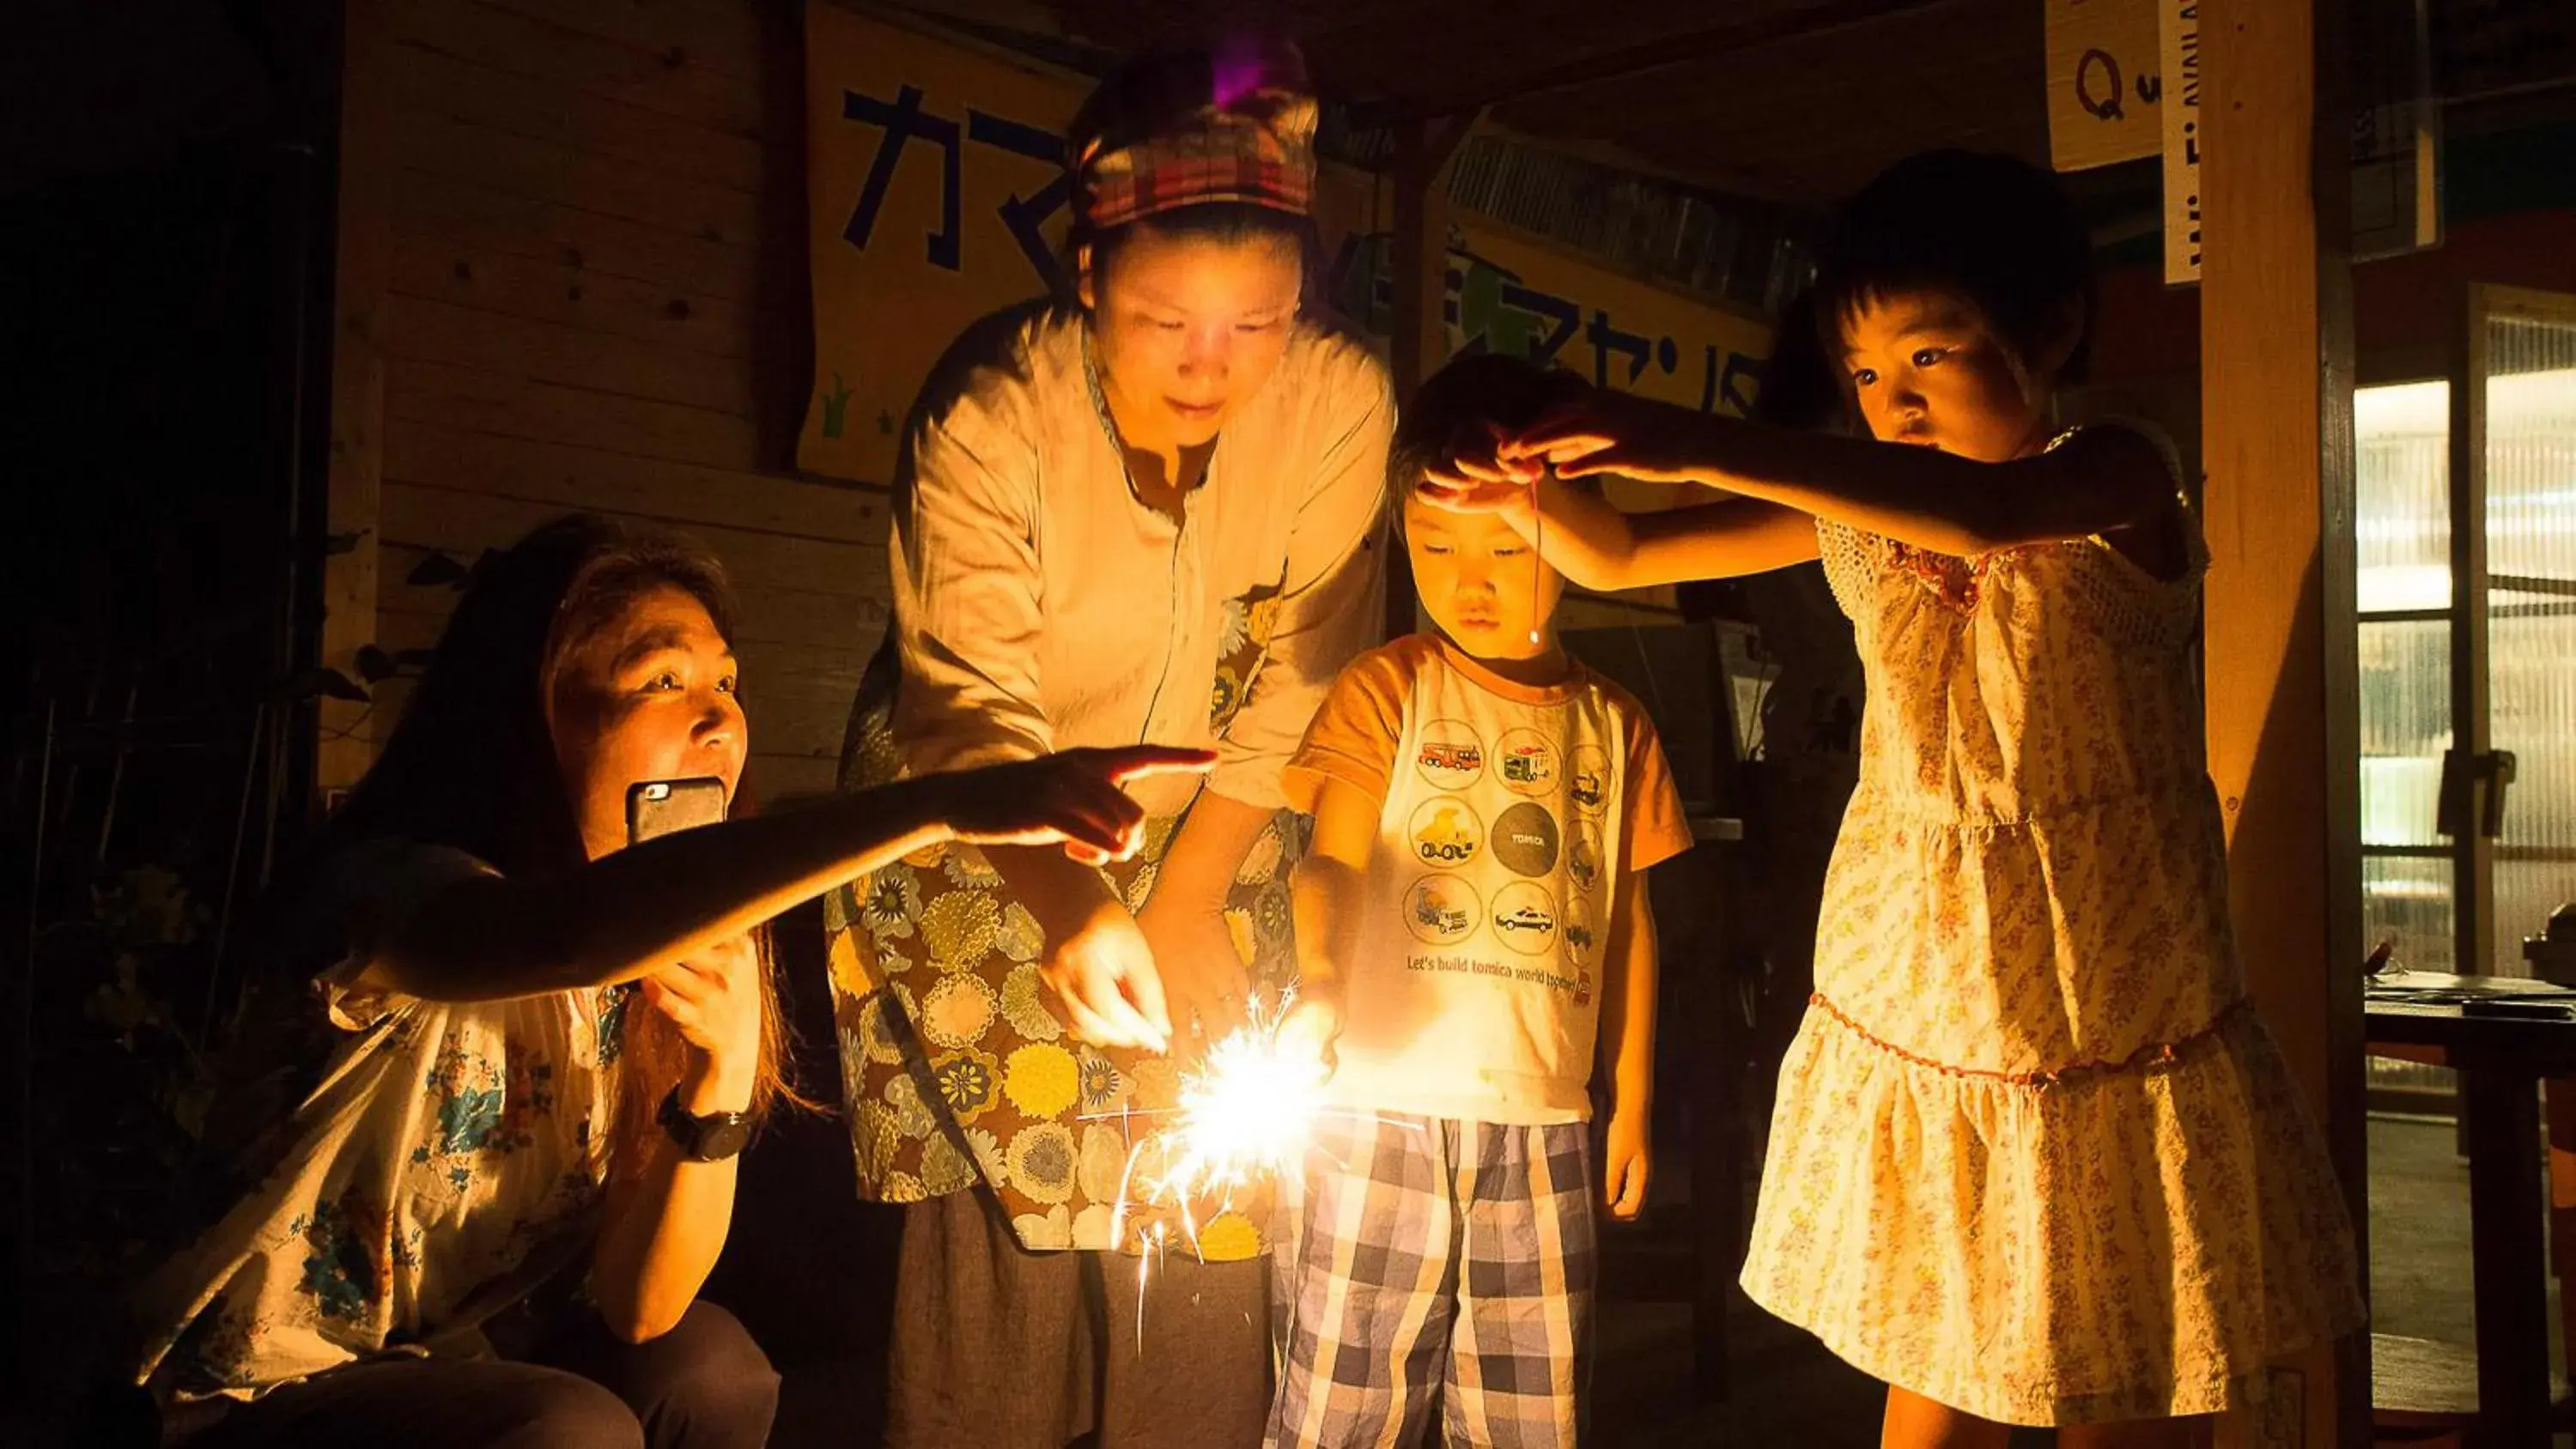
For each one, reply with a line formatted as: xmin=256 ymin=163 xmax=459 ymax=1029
xmin=2159 ymin=0 xmax=2202 ymax=285
xmin=2046 ymin=0 xmax=2163 ymax=173
xmin=798 ymin=4 xmax=1773 ymax=484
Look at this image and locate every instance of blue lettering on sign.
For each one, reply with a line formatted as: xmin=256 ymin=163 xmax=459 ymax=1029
xmin=841 ymin=85 xmax=962 ymax=270
xmin=841 ymin=83 xmax=1068 ymax=279
xmin=1587 ymin=309 xmax=1652 ymax=386
xmin=1498 ymin=282 xmax=1582 ymax=367
xmin=963 ymin=109 xmax=1072 ymax=292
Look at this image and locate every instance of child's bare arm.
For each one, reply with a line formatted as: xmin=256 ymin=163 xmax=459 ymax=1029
xmin=1499 ymin=482 xmax=1820 ymax=591
xmin=1280 ymin=776 xmax=1378 ymax=1070
xmin=1420 ymin=391 xmax=1818 ymax=589
xmin=1510 ymin=391 xmax=2172 ymax=556
xmin=1598 ymin=868 xmax=1657 ymax=1218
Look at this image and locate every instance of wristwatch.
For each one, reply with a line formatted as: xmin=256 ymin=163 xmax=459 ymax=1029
xmin=656 ymin=1087 xmax=752 ymax=1161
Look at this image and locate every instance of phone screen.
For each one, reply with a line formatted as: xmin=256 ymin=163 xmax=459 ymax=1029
xmin=628 ymin=778 xmax=728 ymax=845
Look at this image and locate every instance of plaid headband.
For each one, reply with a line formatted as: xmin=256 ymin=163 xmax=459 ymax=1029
xmin=1075 ymin=88 xmax=1318 ymax=235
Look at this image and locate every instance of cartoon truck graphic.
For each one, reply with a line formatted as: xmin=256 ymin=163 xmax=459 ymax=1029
xmin=1497 ymin=906 xmax=1554 ymax=936
xmin=1569 ymin=771 xmax=1605 ymax=809
xmin=1502 ymin=744 xmax=1552 ymax=785
xmin=1415 ymin=805 xmax=1477 ymax=862
xmin=1413 ymin=888 xmax=1470 ymax=935
xmin=1568 ymin=839 xmax=1601 ymax=890
xmin=1420 ymin=742 xmax=1482 ymax=773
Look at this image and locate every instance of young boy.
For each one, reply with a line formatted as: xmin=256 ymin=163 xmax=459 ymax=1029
xmin=1268 ymin=354 xmax=1693 ymax=1447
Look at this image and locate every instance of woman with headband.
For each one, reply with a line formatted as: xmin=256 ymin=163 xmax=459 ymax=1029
xmin=822 ymin=42 xmax=1392 ymax=1449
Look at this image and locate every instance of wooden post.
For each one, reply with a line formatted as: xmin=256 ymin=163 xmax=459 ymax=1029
xmin=2197 ymin=0 xmax=2366 ymax=1442
xmin=1384 ymin=113 xmax=1477 ymax=640
xmin=316 ymin=0 xmax=392 ymax=807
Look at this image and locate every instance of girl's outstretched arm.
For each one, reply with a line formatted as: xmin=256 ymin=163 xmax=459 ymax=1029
xmin=1502 ymin=391 xmax=2174 ymax=558
xmin=1466 ymin=478 xmax=1820 ymax=591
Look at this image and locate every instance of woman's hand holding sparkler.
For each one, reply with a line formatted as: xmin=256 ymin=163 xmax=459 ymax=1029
xmin=939 ymin=746 xmax=1217 ymax=1053
xmin=1039 ymin=900 xmax=1171 ymax=1053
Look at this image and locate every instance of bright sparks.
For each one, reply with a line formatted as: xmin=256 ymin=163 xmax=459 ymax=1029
xmin=1108 ymin=994 xmax=1322 ymax=1258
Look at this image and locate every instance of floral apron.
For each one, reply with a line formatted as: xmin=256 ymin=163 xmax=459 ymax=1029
xmin=824 ymin=594 xmax=1302 ymax=1257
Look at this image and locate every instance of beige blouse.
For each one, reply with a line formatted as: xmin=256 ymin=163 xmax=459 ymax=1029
xmin=888 ymin=301 xmax=1393 ymax=815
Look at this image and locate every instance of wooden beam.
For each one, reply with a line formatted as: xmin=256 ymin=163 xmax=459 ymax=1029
xmin=1388 ymin=114 xmax=1473 ymax=396
xmin=1384 ymin=112 xmax=1477 ymax=639
xmin=2197 ymin=0 xmax=2366 ymax=1442
xmin=1354 ymin=0 xmax=1970 ymax=124
xmin=318 ymin=0 xmax=397 ymax=803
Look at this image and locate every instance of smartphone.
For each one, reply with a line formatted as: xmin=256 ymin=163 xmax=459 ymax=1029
xmin=628 ymin=778 xmax=728 ymax=845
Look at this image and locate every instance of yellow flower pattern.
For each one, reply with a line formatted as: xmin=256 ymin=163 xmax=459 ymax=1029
xmin=1001 ymin=1043 xmax=1080 ymax=1119
xmin=920 ymin=891 xmax=1000 ymax=969
xmin=920 ymin=974 xmax=999 ymax=1051
xmin=1194 ymin=1211 xmax=1261 ymax=1264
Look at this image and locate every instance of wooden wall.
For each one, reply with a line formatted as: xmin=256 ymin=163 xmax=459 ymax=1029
xmin=325 ymin=0 xmax=883 ymax=805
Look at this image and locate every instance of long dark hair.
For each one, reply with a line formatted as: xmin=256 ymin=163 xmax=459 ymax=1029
xmin=319 ymin=513 xmax=799 ymax=1148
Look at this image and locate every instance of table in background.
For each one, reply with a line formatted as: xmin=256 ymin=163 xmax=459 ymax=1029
xmin=2366 ymin=971 xmax=2576 ymax=1445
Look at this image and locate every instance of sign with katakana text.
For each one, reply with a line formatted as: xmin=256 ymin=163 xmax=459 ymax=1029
xmin=801 ymin=5 xmax=1774 ymax=483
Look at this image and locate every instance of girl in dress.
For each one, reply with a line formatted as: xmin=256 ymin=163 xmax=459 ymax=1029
xmin=1423 ymin=150 xmax=2364 ymax=1445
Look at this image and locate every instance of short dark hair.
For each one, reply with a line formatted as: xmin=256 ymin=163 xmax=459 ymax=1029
xmin=1811 ymin=149 xmax=2097 ymax=383
xmin=1389 ymin=352 xmax=1589 ymax=495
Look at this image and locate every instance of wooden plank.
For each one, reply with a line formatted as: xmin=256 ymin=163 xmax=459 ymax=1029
xmin=471 ymin=0 xmax=767 ymax=82
xmin=2196 ymin=0 xmax=2363 ymax=1442
xmin=387 ymin=0 xmax=763 ymax=136
xmin=380 ymin=540 xmax=884 ymax=656
xmin=378 ymin=603 xmax=872 ymax=675
xmin=392 ymin=107 xmax=761 ymax=248
xmin=388 ymin=235 xmax=752 ymax=361
xmin=375 ymin=602 xmax=871 ymax=768
xmin=378 ymin=597 xmax=871 ymax=692
xmin=383 ymin=293 xmax=756 ymax=416
xmin=355 ymin=661 xmax=841 ymax=787
xmin=380 ymin=413 xmax=886 ymax=545
xmin=392 ymin=167 xmax=762 ymax=301
xmin=387 ymin=357 xmax=762 ymax=474
xmin=376 ymin=602 xmax=871 ymax=772
xmin=389 ymin=39 xmax=764 ymax=195
xmin=319 ymin=0 xmax=398 ymax=799
xmin=381 ymin=482 xmax=890 ymax=601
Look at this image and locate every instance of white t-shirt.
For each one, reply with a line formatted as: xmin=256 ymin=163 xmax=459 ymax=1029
xmin=1284 ymin=634 xmax=1692 ymax=1124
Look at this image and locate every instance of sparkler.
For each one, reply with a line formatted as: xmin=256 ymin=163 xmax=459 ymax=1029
xmin=1097 ymin=992 xmax=1324 ymax=1261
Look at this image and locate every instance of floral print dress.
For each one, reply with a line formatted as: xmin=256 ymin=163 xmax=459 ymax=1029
xmin=132 ymin=840 xmax=626 ymax=1404
xmin=1738 ymin=421 xmax=2366 ymax=1426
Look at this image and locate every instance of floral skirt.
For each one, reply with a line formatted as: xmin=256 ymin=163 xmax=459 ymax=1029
xmin=1741 ymin=994 xmax=2366 ymax=1426
xmin=824 ymin=646 xmax=1303 ymax=1256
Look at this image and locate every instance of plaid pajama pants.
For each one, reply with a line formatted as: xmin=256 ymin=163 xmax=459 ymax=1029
xmin=1266 ymin=1112 xmax=1597 ymax=1448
